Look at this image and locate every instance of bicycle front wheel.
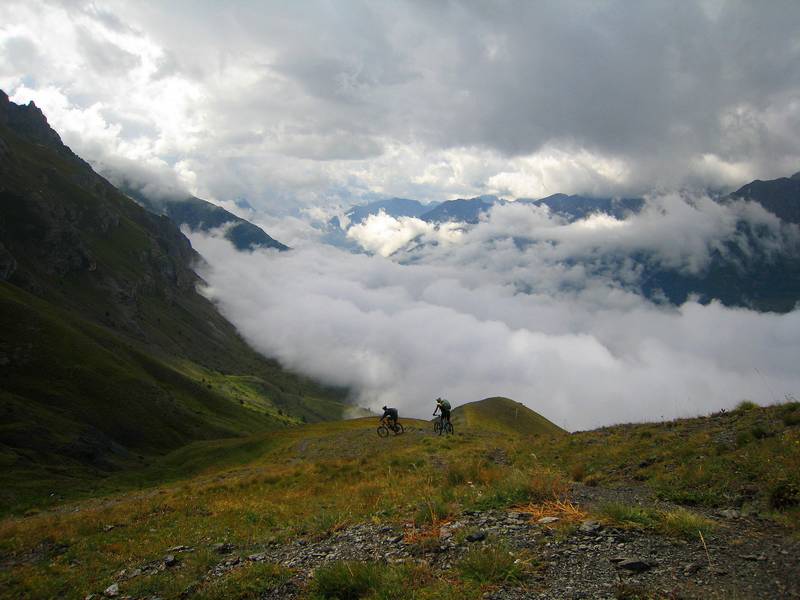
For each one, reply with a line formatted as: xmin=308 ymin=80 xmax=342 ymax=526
xmin=434 ymin=420 xmax=442 ymax=434
xmin=377 ymin=425 xmax=389 ymax=438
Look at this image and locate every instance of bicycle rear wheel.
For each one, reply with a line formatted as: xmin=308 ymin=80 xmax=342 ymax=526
xmin=393 ymin=423 xmax=405 ymax=435
xmin=377 ymin=425 xmax=389 ymax=437
xmin=444 ymin=421 xmax=454 ymax=434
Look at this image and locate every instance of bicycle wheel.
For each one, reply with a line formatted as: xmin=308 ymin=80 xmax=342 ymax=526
xmin=444 ymin=421 xmax=454 ymax=434
xmin=377 ymin=425 xmax=389 ymax=438
xmin=434 ymin=420 xmax=442 ymax=434
xmin=393 ymin=423 xmax=404 ymax=435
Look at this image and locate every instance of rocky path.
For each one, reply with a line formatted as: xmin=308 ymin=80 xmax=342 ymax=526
xmin=102 ymin=483 xmax=800 ymax=599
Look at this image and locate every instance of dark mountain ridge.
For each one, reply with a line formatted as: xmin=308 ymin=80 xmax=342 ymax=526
xmin=345 ymin=197 xmax=438 ymax=225
xmin=122 ymin=186 xmax=289 ymax=252
xmin=0 ymin=91 xmax=347 ymax=513
xmin=728 ymin=171 xmax=800 ymax=225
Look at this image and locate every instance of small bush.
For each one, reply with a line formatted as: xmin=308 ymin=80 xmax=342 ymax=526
xmin=529 ymin=465 xmax=569 ymax=502
xmin=598 ymin=503 xmax=658 ymax=528
xmin=768 ymin=481 xmax=800 ymax=510
xmin=750 ymin=424 xmax=771 ymax=440
xmin=780 ymin=402 xmax=800 ymax=427
xmin=735 ymin=400 xmax=758 ymax=412
xmin=569 ymin=463 xmax=586 ymax=482
xmin=458 ymin=543 xmax=527 ymax=584
xmin=659 ymin=508 xmax=715 ymax=540
xmin=655 ymin=487 xmax=719 ymax=507
xmin=198 ymin=562 xmax=291 ymax=599
xmin=310 ymin=561 xmax=377 ymax=599
xmin=445 ymin=458 xmax=483 ymax=487
xmin=308 ymin=510 xmax=349 ymax=537
xmin=413 ymin=496 xmax=449 ymax=526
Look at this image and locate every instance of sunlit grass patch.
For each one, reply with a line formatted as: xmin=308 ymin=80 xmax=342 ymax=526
xmin=598 ymin=502 xmax=659 ymax=529
xmin=309 ymin=560 xmax=468 ymax=600
xmin=413 ymin=495 xmax=451 ymax=527
xmin=599 ymin=503 xmax=715 ymax=540
xmin=659 ymin=508 xmax=716 ymax=540
xmin=189 ymin=562 xmax=291 ymax=600
xmin=457 ymin=542 xmax=531 ymax=584
xmin=515 ymin=499 xmax=587 ymax=525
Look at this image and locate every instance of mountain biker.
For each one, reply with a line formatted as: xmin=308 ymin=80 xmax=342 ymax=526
xmin=433 ymin=397 xmax=451 ymax=426
xmin=380 ymin=405 xmax=399 ymax=430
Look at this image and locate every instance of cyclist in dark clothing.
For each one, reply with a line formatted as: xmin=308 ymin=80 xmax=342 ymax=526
xmin=433 ymin=397 xmax=451 ymax=425
xmin=380 ymin=406 xmax=399 ymax=429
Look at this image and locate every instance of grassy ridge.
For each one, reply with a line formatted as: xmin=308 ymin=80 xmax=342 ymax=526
xmin=538 ymin=401 xmax=800 ymax=519
xmin=0 ymin=282 xmax=296 ymax=514
xmin=452 ymin=396 xmax=565 ymax=436
xmin=0 ymin=402 xmax=798 ymax=598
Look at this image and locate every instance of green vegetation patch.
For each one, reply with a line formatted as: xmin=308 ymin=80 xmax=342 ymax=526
xmin=309 ymin=561 xmax=474 ymax=600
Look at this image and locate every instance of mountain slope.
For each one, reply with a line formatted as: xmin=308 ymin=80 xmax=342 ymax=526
xmin=728 ymin=170 xmax=800 ymax=224
xmin=345 ymin=197 xmax=438 ymax=224
xmin=419 ymin=196 xmax=500 ymax=223
xmin=0 ymin=91 xmax=348 ymax=511
xmin=125 ymin=189 xmax=289 ymax=252
xmin=451 ymin=397 xmax=565 ymax=436
xmin=518 ymin=193 xmax=644 ymax=221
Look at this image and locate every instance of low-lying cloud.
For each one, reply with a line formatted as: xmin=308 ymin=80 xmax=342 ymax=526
xmin=189 ymin=197 xmax=800 ymax=430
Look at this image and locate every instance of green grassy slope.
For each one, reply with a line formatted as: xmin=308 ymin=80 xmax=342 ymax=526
xmin=0 ymin=93 xmax=350 ymax=513
xmin=451 ymin=397 xmax=565 ymax=436
xmin=0 ymin=282 xmax=304 ymax=513
xmin=1 ymin=403 xmax=797 ymax=598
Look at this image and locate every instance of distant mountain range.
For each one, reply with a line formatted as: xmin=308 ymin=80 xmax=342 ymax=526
xmin=334 ymin=175 xmax=800 ymax=312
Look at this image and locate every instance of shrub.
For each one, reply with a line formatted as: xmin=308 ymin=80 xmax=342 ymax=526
xmin=780 ymin=402 xmax=800 ymax=427
xmin=529 ymin=465 xmax=569 ymax=502
xmin=659 ymin=508 xmax=715 ymax=540
xmin=735 ymin=400 xmax=758 ymax=412
xmin=458 ymin=542 xmax=527 ymax=584
xmin=569 ymin=463 xmax=586 ymax=482
xmin=310 ymin=561 xmax=377 ymax=599
xmin=198 ymin=562 xmax=291 ymax=599
xmin=750 ymin=424 xmax=771 ymax=440
xmin=583 ymin=473 xmax=602 ymax=487
xmin=413 ymin=495 xmax=449 ymax=526
xmin=598 ymin=503 xmax=657 ymax=528
xmin=768 ymin=481 xmax=800 ymax=510
xmin=308 ymin=510 xmax=349 ymax=537
xmin=445 ymin=458 xmax=483 ymax=487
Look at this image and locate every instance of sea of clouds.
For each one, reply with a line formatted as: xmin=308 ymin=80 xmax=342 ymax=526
xmin=188 ymin=196 xmax=800 ymax=430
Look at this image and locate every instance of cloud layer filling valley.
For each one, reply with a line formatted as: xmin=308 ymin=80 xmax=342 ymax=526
xmin=190 ymin=198 xmax=800 ymax=430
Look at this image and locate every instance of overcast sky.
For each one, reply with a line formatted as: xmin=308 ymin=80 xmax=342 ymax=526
xmin=2 ymin=0 xmax=800 ymax=211
xmin=3 ymin=1 xmax=800 ymax=427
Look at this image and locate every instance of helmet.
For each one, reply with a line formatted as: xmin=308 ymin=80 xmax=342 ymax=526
xmin=436 ymin=397 xmax=442 ymax=403
xmin=382 ymin=406 xmax=387 ymax=410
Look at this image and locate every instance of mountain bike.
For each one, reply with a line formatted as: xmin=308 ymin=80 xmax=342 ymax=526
xmin=377 ymin=418 xmax=404 ymax=437
xmin=433 ymin=415 xmax=454 ymax=435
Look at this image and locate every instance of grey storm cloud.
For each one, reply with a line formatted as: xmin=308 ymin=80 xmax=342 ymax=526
xmin=3 ymin=0 xmax=800 ymax=208
xmin=188 ymin=198 xmax=800 ymax=430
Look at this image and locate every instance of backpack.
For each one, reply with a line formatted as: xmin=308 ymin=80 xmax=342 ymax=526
xmin=439 ymin=399 xmax=451 ymax=410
